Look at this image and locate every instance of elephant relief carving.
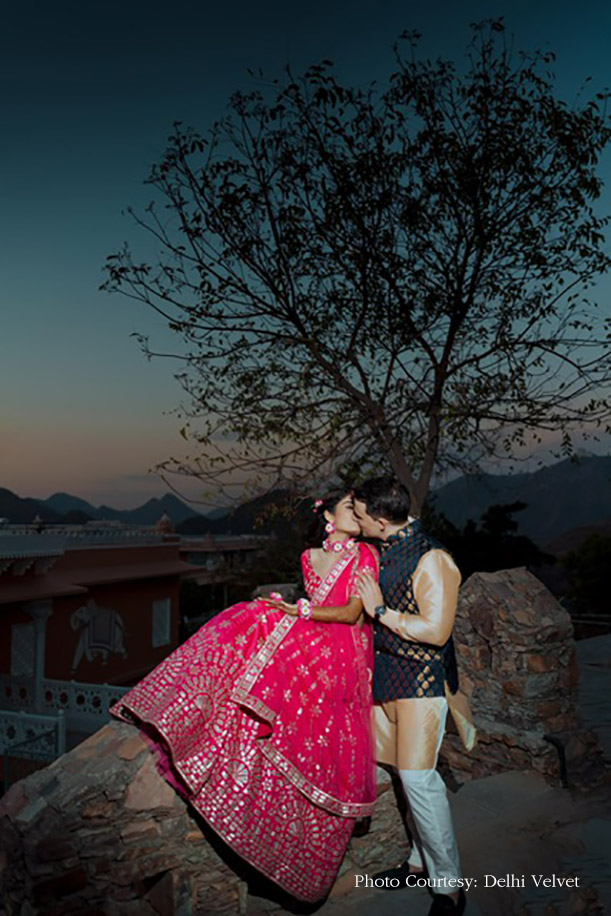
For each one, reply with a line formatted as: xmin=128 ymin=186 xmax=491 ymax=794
xmin=70 ymin=599 xmax=127 ymax=673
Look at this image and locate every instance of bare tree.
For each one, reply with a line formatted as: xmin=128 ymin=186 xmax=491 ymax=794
xmin=103 ymin=21 xmax=611 ymax=514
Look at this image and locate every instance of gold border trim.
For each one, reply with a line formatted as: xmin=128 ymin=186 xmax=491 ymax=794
xmin=259 ymin=742 xmax=376 ymax=817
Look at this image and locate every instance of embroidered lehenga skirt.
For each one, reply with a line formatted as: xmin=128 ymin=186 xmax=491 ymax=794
xmin=110 ymin=543 xmax=379 ymax=901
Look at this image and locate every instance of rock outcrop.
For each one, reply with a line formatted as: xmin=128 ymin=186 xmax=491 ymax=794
xmin=0 ymin=722 xmax=406 ymax=915
xmin=443 ymin=567 xmax=602 ymax=786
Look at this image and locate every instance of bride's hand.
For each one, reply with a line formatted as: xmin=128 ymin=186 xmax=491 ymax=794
xmin=263 ymin=598 xmax=299 ymax=616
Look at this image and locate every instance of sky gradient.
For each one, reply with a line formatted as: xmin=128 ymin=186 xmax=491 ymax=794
xmin=2 ymin=0 xmax=611 ymax=508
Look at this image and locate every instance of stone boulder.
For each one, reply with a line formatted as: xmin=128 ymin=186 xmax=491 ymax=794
xmin=0 ymin=721 xmax=406 ymax=915
xmin=442 ymin=567 xmax=602 ymax=786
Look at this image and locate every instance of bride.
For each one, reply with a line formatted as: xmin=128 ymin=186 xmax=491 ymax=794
xmin=110 ymin=489 xmax=379 ymax=902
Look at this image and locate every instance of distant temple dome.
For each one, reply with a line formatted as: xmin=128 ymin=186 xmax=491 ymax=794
xmin=155 ymin=511 xmax=174 ymax=534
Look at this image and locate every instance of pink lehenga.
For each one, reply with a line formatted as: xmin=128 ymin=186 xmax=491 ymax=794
xmin=110 ymin=542 xmax=379 ymax=902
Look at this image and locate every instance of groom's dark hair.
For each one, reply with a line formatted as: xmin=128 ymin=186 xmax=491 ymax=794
xmin=352 ymin=476 xmax=411 ymax=523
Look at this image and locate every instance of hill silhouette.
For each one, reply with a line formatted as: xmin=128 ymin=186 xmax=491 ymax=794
xmin=0 ymin=488 xmax=64 ymax=524
xmin=432 ymin=455 xmax=611 ymax=548
xmin=0 ymin=490 xmax=202 ymax=527
xmin=2 ymin=455 xmax=609 ymax=550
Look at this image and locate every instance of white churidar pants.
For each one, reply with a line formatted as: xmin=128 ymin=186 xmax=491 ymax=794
xmin=398 ymin=699 xmax=461 ymax=883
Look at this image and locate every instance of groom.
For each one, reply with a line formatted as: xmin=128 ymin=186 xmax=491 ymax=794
xmin=353 ymin=476 xmax=475 ymax=916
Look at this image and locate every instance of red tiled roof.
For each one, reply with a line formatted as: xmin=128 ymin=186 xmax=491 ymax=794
xmin=0 ymin=575 xmax=87 ymax=605
xmin=0 ymin=561 xmax=197 ymax=604
xmin=69 ymin=560 xmax=197 ymax=586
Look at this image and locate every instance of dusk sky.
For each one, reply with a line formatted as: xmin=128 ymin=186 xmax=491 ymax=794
xmin=2 ymin=0 xmax=611 ymax=509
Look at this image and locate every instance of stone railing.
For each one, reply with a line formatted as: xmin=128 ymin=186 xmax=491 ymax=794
xmin=0 ymin=676 xmax=128 ymax=733
xmin=1 ymin=676 xmax=35 ymax=710
xmin=0 ymin=709 xmax=66 ymax=759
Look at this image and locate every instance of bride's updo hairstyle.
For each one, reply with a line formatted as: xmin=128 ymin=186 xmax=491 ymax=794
xmin=306 ymin=487 xmax=351 ymax=547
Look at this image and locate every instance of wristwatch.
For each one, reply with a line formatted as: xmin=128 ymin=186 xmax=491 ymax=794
xmin=374 ymin=604 xmax=387 ymax=619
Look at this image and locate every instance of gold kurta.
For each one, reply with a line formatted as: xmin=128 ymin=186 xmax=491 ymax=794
xmin=374 ymin=549 xmax=476 ymax=769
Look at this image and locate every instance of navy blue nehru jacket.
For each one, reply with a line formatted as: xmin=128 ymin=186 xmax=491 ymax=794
xmin=373 ymin=520 xmax=460 ymax=703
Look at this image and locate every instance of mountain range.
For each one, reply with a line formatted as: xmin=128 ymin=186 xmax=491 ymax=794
xmin=0 ymin=491 xmax=203 ymax=526
xmin=1 ymin=455 xmax=610 ymax=553
xmin=432 ymin=454 xmax=611 ymax=547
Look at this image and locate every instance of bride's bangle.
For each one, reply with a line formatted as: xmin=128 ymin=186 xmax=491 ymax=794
xmin=297 ymin=598 xmax=313 ymax=620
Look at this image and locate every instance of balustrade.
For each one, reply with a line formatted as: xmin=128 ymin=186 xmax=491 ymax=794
xmin=0 ymin=674 xmax=128 ymax=732
xmin=0 ymin=708 xmax=65 ymax=759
